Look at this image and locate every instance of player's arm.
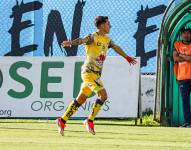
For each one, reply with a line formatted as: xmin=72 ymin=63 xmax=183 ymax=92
xmin=61 ymin=34 xmax=93 ymax=47
xmin=109 ymin=41 xmax=137 ymax=65
xmin=173 ymin=51 xmax=185 ymax=62
xmin=178 ymin=53 xmax=191 ymax=62
xmin=173 ymin=41 xmax=188 ymax=62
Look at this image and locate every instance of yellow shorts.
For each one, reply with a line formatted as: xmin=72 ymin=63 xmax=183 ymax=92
xmin=79 ymin=73 xmax=104 ymax=97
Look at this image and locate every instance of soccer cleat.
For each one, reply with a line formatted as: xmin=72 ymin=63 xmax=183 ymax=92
xmin=84 ymin=119 xmax=96 ymax=135
xmin=55 ymin=118 xmax=66 ymax=136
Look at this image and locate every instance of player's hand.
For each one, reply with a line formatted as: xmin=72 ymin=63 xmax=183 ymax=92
xmin=125 ymin=56 xmax=137 ymax=65
xmin=61 ymin=40 xmax=72 ymax=47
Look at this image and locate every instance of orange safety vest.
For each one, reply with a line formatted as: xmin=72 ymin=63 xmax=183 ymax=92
xmin=174 ymin=41 xmax=191 ymax=80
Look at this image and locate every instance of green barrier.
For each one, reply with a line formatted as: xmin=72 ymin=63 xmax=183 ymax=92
xmin=156 ymin=0 xmax=191 ymax=126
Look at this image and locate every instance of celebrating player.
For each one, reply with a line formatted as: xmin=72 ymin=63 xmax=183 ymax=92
xmin=56 ymin=16 xmax=137 ymax=136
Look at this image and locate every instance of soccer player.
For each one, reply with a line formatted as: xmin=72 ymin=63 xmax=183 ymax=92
xmin=56 ymin=16 xmax=137 ymax=135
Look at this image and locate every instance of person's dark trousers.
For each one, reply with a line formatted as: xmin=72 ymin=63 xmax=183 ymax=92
xmin=178 ymin=79 xmax=191 ymax=124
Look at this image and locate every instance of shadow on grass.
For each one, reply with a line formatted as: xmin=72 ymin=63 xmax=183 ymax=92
xmin=0 ymin=116 xmax=160 ymax=127
xmin=0 ymin=126 xmax=128 ymax=135
xmin=0 ymin=121 xmax=160 ymax=128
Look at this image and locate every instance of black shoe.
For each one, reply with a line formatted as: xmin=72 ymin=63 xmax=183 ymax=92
xmin=180 ymin=122 xmax=191 ymax=128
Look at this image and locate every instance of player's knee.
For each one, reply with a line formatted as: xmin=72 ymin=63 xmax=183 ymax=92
xmin=98 ymin=89 xmax=107 ymax=101
xmin=76 ymin=94 xmax=87 ymax=104
xmin=99 ymin=94 xmax=107 ymax=101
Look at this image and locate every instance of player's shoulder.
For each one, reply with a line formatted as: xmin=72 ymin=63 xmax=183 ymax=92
xmin=104 ymin=34 xmax=112 ymax=42
xmin=174 ymin=41 xmax=182 ymax=48
xmin=91 ymin=32 xmax=111 ymax=42
xmin=91 ymin=32 xmax=97 ymax=37
xmin=86 ymin=32 xmax=96 ymax=40
xmin=174 ymin=40 xmax=182 ymax=44
xmin=92 ymin=32 xmax=110 ymax=38
xmin=174 ymin=40 xmax=183 ymax=45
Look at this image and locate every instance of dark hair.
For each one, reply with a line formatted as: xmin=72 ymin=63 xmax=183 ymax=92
xmin=94 ymin=16 xmax=108 ymax=28
xmin=180 ymin=27 xmax=191 ymax=34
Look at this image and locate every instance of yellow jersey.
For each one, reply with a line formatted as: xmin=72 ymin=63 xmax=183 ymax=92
xmin=82 ymin=32 xmax=112 ymax=75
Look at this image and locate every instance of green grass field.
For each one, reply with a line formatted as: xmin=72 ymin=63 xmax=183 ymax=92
xmin=0 ymin=119 xmax=191 ymax=150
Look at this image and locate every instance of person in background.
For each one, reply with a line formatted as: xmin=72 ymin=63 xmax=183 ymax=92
xmin=173 ymin=28 xmax=191 ymax=127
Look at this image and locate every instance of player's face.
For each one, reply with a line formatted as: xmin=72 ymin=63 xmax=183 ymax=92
xmin=181 ymin=31 xmax=191 ymax=42
xmin=101 ymin=20 xmax=111 ymax=33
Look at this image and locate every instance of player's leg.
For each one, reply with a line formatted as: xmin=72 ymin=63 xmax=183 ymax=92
xmin=56 ymin=78 xmax=92 ymax=136
xmin=84 ymin=73 xmax=107 ymax=135
xmin=62 ymin=73 xmax=94 ymax=122
xmin=61 ymin=94 xmax=87 ymax=123
xmin=88 ymin=88 xmax=107 ymax=121
xmin=56 ymin=94 xmax=86 ymax=136
xmin=84 ymin=88 xmax=107 ymax=135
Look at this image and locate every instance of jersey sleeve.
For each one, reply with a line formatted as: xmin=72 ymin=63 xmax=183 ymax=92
xmin=174 ymin=41 xmax=180 ymax=53
xmin=84 ymin=34 xmax=94 ymax=45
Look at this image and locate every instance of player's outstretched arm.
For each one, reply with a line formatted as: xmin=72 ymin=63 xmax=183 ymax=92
xmin=110 ymin=42 xmax=137 ymax=65
xmin=61 ymin=34 xmax=93 ymax=48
